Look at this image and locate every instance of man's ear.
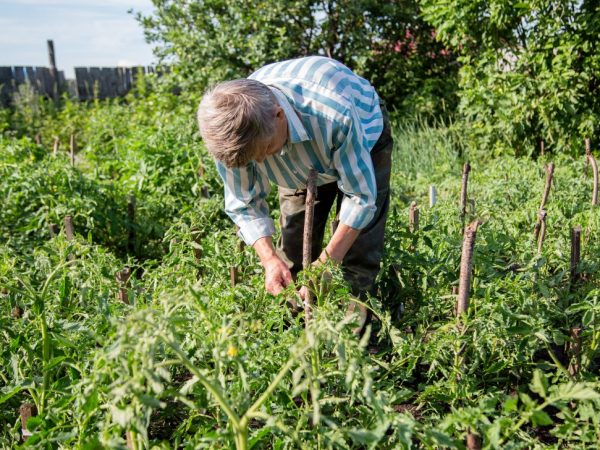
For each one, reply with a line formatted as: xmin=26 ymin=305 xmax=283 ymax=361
xmin=275 ymin=106 xmax=285 ymax=119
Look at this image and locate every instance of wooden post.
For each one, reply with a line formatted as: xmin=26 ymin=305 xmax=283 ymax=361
xmin=568 ymin=327 xmax=582 ymax=377
xmin=466 ymin=430 xmax=481 ymax=450
xmin=48 ymin=223 xmax=59 ymax=238
xmin=53 ymin=136 xmax=60 ymax=156
xmin=69 ymin=134 xmax=76 ymax=166
xmin=20 ymin=403 xmax=37 ymax=441
xmin=585 ymin=139 xmax=598 ymax=207
xmin=303 ymin=169 xmax=318 ymax=323
xmin=127 ymin=193 xmax=136 ymax=253
xmin=64 ymin=215 xmax=74 ymax=240
xmin=35 ymin=134 xmax=42 ymax=146
xmin=47 ymin=39 xmax=58 ymax=102
xmin=429 ymin=185 xmax=437 ymax=207
xmin=540 ymin=163 xmax=554 ymax=210
xmin=409 ymin=201 xmax=419 ymax=233
xmin=540 ymin=139 xmax=545 ymax=157
xmin=460 ymin=162 xmax=471 ymax=222
xmin=230 ymin=266 xmax=239 ymax=286
xmin=536 ymin=210 xmax=547 ymax=254
xmin=456 ymin=220 xmax=481 ymax=317
xmin=570 ymin=226 xmax=581 ymax=289
xmin=115 ymin=268 xmax=131 ymax=304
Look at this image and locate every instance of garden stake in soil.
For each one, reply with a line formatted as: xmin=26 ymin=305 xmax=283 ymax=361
xmin=460 ymin=162 xmax=471 ymax=230
xmin=230 ymin=266 xmax=239 ymax=287
xmin=303 ymin=169 xmax=318 ymax=324
xmin=456 ymin=220 xmax=481 ymax=317
xmin=570 ymin=226 xmax=582 ymax=290
xmin=64 ymin=215 xmax=74 ymax=240
xmin=127 ymin=193 xmax=136 ymax=253
xmin=409 ymin=201 xmax=419 ymax=233
xmin=585 ymin=138 xmax=598 ymax=207
xmin=536 ymin=210 xmax=547 ymax=254
xmin=540 ymin=139 xmax=545 ymax=157
xmin=466 ymin=430 xmax=481 ymax=450
xmin=48 ymin=223 xmax=59 ymax=238
xmin=429 ymin=185 xmax=437 ymax=207
xmin=534 ymin=163 xmax=554 ymax=241
xmin=191 ymin=227 xmax=203 ymax=278
xmin=568 ymin=327 xmax=582 ymax=377
xmin=19 ymin=403 xmax=37 ymax=441
xmin=116 ymin=268 xmax=131 ymax=304
xmin=69 ymin=134 xmax=76 ymax=166
xmin=53 ymin=136 xmax=59 ymax=156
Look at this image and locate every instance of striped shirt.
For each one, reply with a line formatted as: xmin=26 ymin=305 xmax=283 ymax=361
xmin=215 ymin=56 xmax=384 ymax=246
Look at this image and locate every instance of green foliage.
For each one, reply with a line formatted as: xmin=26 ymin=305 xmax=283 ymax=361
xmin=136 ymin=0 xmax=459 ymax=116
xmin=420 ymin=0 xmax=600 ymax=156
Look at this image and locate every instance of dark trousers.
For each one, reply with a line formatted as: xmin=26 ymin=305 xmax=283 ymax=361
xmin=276 ymin=104 xmax=393 ymax=296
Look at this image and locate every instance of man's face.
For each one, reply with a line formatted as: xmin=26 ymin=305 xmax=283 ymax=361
xmin=253 ymin=106 xmax=288 ymax=163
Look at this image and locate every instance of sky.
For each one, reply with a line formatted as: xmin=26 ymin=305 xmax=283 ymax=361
xmin=0 ymin=0 xmax=156 ymax=79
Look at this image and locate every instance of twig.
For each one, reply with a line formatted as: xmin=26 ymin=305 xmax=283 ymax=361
xmin=456 ymin=220 xmax=481 ymax=317
xmin=303 ymin=169 xmax=318 ymax=324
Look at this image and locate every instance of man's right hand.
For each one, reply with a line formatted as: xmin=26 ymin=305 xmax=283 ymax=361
xmin=263 ymin=256 xmax=293 ymax=295
xmin=252 ymin=236 xmax=292 ymax=295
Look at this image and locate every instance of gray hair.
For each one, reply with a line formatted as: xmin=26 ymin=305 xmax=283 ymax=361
xmin=197 ymin=79 xmax=278 ymax=168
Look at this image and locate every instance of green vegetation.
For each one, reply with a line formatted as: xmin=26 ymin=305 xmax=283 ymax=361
xmin=1 ymin=83 xmax=599 ymax=448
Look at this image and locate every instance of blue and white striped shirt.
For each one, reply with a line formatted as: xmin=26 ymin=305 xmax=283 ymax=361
xmin=215 ymin=56 xmax=384 ymax=245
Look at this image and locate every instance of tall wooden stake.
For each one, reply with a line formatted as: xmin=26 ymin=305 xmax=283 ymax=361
xmin=64 ymin=215 xmax=74 ymax=240
xmin=456 ymin=220 xmax=481 ymax=317
xmin=429 ymin=185 xmax=437 ymax=207
xmin=303 ymin=169 xmax=318 ymax=324
xmin=585 ymin=138 xmax=598 ymax=207
xmin=534 ymin=163 xmax=554 ymax=241
xmin=53 ymin=136 xmax=60 ymax=156
xmin=460 ymin=162 xmax=471 ymax=224
xmin=69 ymin=134 xmax=76 ymax=166
xmin=536 ymin=210 xmax=547 ymax=254
xmin=230 ymin=266 xmax=239 ymax=286
xmin=127 ymin=193 xmax=136 ymax=253
xmin=540 ymin=139 xmax=545 ymax=157
xmin=568 ymin=327 xmax=582 ymax=377
xmin=570 ymin=226 xmax=581 ymax=289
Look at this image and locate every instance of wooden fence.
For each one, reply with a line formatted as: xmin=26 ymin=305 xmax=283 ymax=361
xmin=0 ymin=65 xmax=166 ymax=106
xmin=0 ymin=66 xmax=65 ymax=106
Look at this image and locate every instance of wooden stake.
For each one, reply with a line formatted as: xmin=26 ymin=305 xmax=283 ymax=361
xmin=230 ymin=266 xmax=239 ymax=286
xmin=48 ymin=223 xmax=59 ymax=238
xmin=409 ymin=201 xmax=419 ymax=233
xmin=127 ymin=193 xmax=136 ymax=253
xmin=191 ymin=227 xmax=203 ymax=262
xmin=460 ymin=162 xmax=471 ymax=221
xmin=12 ymin=305 xmax=23 ymax=319
xmin=456 ymin=220 xmax=481 ymax=317
xmin=585 ymin=139 xmax=598 ymax=207
xmin=53 ymin=136 xmax=60 ymax=156
xmin=568 ymin=327 xmax=582 ymax=377
xmin=69 ymin=134 xmax=76 ymax=166
xmin=540 ymin=163 xmax=554 ymax=210
xmin=20 ymin=403 xmax=37 ymax=441
xmin=536 ymin=210 xmax=547 ymax=254
xmin=35 ymin=134 xmax=42 ymax=146
xmin=429 ymin=185 xmax=437 ymax=207
xmin=570 ymin=226 xmax=582 ymax=289
xmin=64 ymin=215 xmax=74 ymax=240
xmin=303 ymin=169 xmax=318 ymax=323
xmin=115 ymin=267 xmax=131 ymax=304
xmin=201 ymin=186 xmax=210 ymax=198
xmin=466 ymin=430 xmax=481 ymax=450
xmin=540 ymin=139 xmax=545 ymax=157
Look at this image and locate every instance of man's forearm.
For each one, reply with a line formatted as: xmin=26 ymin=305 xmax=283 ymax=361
xmin=319 ymin=223 xmax=361 ymax=264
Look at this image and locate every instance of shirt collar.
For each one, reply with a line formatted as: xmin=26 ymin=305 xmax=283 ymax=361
xmin=268 ymin=86 xmax=311 ymax=146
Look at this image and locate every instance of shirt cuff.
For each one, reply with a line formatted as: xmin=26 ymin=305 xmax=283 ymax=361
xmin=237 ymin=217 xmax=276 ymax=246
xmin=338 ymin=196 xmax=376 ymax=230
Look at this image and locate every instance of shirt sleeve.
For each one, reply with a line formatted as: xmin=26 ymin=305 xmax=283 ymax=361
xmin=331 ymin=107 xmax=378 ymax=230
xmin=215 ymin=160 xmax=274 ymax=246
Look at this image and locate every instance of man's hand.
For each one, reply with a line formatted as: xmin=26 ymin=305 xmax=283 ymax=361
xmin=253 ymin=236 xmax=292 ymax=295
xmin=263 ymin=255 xmax=293 ymax=295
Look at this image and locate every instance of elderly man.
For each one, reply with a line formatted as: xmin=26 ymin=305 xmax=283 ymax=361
xmin=197 ymin=56 xmax=393 ymax=311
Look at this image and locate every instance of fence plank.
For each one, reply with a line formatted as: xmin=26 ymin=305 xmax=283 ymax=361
xmin=0 ymin=67 xmax=13 ymax=106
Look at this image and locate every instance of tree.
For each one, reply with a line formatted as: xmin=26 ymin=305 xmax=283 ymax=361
xmin=420 ymin=0 xmax=600 ymax=155
xmin=136 ymin=0 xmax=458 ymax=116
